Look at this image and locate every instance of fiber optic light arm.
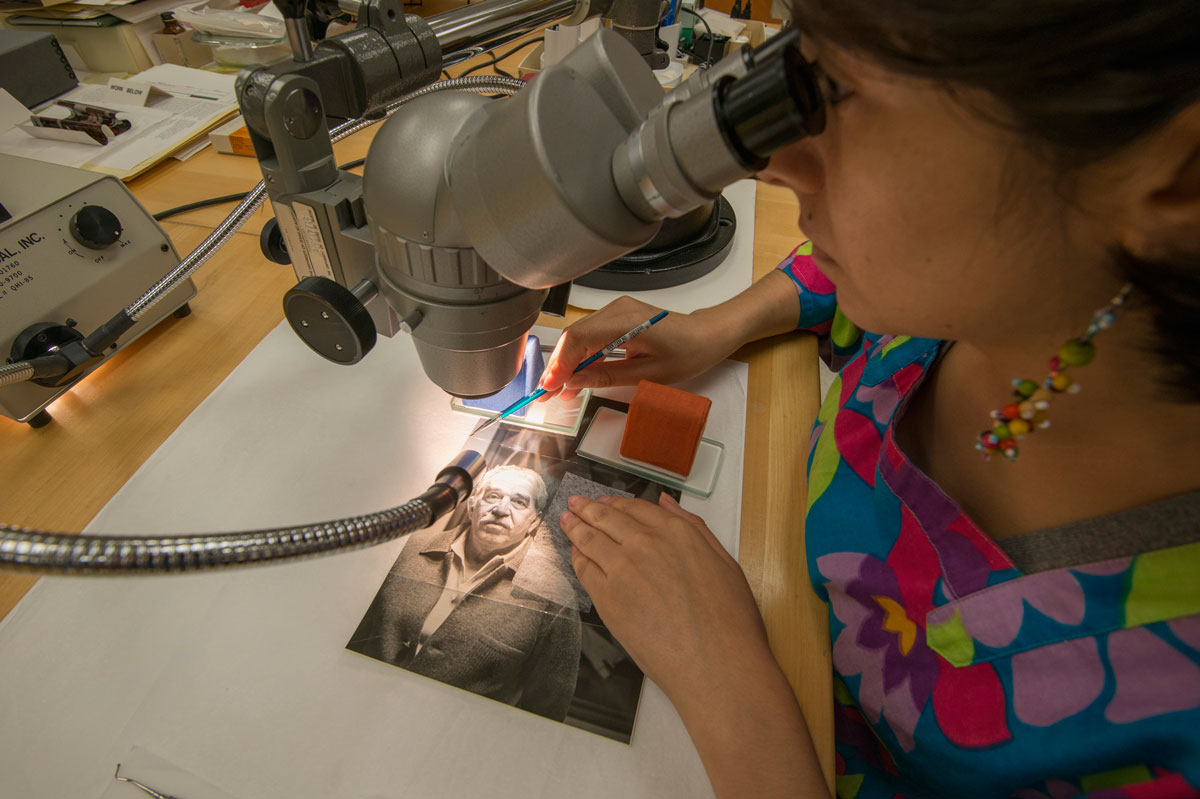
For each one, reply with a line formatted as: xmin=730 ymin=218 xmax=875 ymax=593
xmin=0 ymin=451 xmax=485 ymax=575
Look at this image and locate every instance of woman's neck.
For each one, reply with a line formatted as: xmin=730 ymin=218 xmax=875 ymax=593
xmin=899 ymin=309 xmax=1200 ymax=538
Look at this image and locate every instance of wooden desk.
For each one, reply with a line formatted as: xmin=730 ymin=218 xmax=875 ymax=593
xmin=0 ymin=98 xmax=831 ymax=791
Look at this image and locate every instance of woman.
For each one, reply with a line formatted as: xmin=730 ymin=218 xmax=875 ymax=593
xmin=541 ymin=1 xmax=1200 ymax=796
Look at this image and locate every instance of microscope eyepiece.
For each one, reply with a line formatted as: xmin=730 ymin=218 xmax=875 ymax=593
xmin=714 ymin=34 xmax=825 ymax=168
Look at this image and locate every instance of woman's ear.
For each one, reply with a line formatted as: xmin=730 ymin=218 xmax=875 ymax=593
xmin=1123 ymin=101 xmax=1200 ymax=261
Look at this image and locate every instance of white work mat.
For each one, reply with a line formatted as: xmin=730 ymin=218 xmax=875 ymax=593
xmin=568 ymin=178 xmax=756 ymax=312
xmin=0 ymin=321 xmax=747 ymax=799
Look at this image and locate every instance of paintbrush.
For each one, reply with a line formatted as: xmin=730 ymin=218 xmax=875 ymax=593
xmin=472 ymin=310 xmax=670 ymax=437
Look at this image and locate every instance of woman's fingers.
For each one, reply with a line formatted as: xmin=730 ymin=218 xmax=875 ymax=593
xmin=539 ymin=298 xmax=668 ymax=395
xmin=562 ymin=354 xmax=673 ymax=393
xmin=569 ymin=540 xmax=604 ymax=586
xmin=587 ymin=495 xmax=672 ymax=529
xmin=559 ymin=508 xmax=623 ymax=573
xmin=564 ymin=495 xmax=642 ymax=544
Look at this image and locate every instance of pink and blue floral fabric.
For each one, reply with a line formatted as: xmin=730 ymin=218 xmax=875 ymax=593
xmin=779 ymin=245 xmax=1200 ymax=798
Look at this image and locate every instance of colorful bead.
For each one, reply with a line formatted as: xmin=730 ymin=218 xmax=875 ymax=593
xmin=1014 ymin=379 xmax=1039 ymax=398
xmin=1058 ymin=338 xmax=1095 ymax=367
xmin=977 ymin=283 xmax=1131 ymax=463
xmin=1051 ymin=373 xmax=1073 ymax=392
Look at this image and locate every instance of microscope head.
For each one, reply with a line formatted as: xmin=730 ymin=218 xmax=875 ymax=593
xmin=361 ymin=25 xmax=824 ymax=398
xmin=363 ymin=90 xmax=548 ymax=399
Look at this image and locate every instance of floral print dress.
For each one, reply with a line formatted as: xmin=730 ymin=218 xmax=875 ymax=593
xmin=779 ymin=244 xmax=1200 ymax=798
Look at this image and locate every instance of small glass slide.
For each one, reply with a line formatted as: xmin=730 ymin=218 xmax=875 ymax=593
xmin=576 ymin=407 xmax=724 ymax=498
xmin=450 ymin=388 xmax=592 ymax=437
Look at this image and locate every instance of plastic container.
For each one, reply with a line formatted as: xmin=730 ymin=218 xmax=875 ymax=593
xmin=193 ymin=32 xmax=289 ymax=67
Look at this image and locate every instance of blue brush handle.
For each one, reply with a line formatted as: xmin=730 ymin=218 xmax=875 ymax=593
xmin=486 ymin=310 xmax=670 ymax=427
xmin=493 ymin=387 xmax=548 ymax=422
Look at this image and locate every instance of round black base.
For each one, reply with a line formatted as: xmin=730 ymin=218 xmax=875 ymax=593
xmin=26 ymin=409 xmax=52 ymax=429
xmin=573 ymin=195 xmax=737 ymax=292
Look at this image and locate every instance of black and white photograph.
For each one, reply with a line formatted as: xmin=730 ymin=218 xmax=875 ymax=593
xmin=348 ymin=396 xmax=677 ymax=743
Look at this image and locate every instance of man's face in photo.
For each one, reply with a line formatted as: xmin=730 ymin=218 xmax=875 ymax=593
xmin=466 ymin=469 xmax=543 ymax=562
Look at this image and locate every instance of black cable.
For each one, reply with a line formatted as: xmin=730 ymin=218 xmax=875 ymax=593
xmin=453 ymin=36 xmax=543 ymax=79
xmin=152 ymin=157 xmax=367 ymax=221
xmin=690 ymin=11 xmax=719 ymax=67
xmin=153 ymin=192 xmax=247 ymax=221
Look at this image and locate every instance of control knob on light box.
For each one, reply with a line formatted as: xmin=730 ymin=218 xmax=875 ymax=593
xmin=68 ymin=205 xmax=123 ymax=250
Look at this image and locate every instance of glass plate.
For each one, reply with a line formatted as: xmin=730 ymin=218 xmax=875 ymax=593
xmin=575 ymin=406 xmax=724 ymax=497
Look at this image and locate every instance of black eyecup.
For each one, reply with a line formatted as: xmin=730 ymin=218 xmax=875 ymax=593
xmin=712 ymin=36 xmax=826 ymax=168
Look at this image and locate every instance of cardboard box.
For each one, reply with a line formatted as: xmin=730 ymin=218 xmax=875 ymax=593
xmin=3 ymin=19 xmax=154 ymax=74
xmin=153 ymin=32 xmax=212 ymax=68
xmin=724 ymin=20 xmax=768 ymax=55
xmin=208 ymin=115 xmax=255 ymax=157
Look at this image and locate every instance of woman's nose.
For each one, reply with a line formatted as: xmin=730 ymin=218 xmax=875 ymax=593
xmin=758 ymin=140 xmax=824 ymax=196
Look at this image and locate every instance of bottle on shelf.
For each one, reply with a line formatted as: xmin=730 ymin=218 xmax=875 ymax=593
xmin=160 ymin=12 xmax=186 ymax=35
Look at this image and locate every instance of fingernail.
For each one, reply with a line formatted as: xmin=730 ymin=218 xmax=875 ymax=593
xmin=567 ymin=495 xmax=584 ymax=510
xmin=660 ymin=492 xmax=680 ymax=508
xmin=560 ymin=511 xmax=576 ymax=525
xmin=598 ymin=495 xmax=613 ymax=504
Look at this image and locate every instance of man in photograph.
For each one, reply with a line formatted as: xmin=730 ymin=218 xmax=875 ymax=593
xmin=348 ymin=465 xmax=582 ymax=721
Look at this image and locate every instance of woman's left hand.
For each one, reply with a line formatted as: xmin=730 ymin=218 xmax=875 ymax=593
xmin=559 ymin=492 xmax=770 ymax=701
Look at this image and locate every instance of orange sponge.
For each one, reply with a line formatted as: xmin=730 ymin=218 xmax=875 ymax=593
xmin=619 ymin=381 xmax=712 ymax=476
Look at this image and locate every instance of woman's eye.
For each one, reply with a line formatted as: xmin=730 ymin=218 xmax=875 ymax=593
xmin=816 ymin=65 xmax=853 ymax=105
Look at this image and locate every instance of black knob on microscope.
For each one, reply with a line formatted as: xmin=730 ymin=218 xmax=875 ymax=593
xmin=69 ymin=205 xmax=123 ymax=249
xmin=283 ymin=276 xmax=377 ymax=365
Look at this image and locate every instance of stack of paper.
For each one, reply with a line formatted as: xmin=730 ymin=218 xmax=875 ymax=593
xmin=0 ymin=63 xmax=238 ymax=180
xmin=1 ymin=0 xmax=195 ymax=26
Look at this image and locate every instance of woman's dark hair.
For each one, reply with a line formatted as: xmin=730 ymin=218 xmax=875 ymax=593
xmin=789 ymin=0 xmax=1200 ymax=399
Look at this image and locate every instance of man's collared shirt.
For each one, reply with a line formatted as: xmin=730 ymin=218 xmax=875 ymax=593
xmin=414 ymin=529 xmax=532 ymax=655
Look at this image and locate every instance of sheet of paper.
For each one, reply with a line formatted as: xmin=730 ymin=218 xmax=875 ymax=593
xmin=0 ymin=321 xmax=747 ymax=799
xmin=0 ymin=90 xmax=31 ymax=130
xmin=0 ymin=101 xmax=170 ymax=169
xmin=0 ymin=67 xmax=235 ymax=179
xmin=107 ymin=0 xmax=203 ymax=24
xmin=135 ymin=64 xmax=238 ymax=103
xmin=568 ymin=178 xmax=757 ymax=313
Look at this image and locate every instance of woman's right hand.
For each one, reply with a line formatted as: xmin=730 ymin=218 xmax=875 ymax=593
xmin=538 ymin=296 xmax=736 ymax=401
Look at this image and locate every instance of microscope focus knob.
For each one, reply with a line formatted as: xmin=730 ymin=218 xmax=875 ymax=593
xmin=69 ymin=205 xmax=123 ymax=250
xmin=283 ymin=276 xmax=376 ymax=365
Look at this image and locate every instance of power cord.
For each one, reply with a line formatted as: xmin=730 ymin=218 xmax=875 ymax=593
xmin=451 ymin=36 xmax=543 ymax=80
xmin=152 ymin=157 xmax=366 ymax=222
xmin=680 ymin=11 xmax=720 ymax=67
